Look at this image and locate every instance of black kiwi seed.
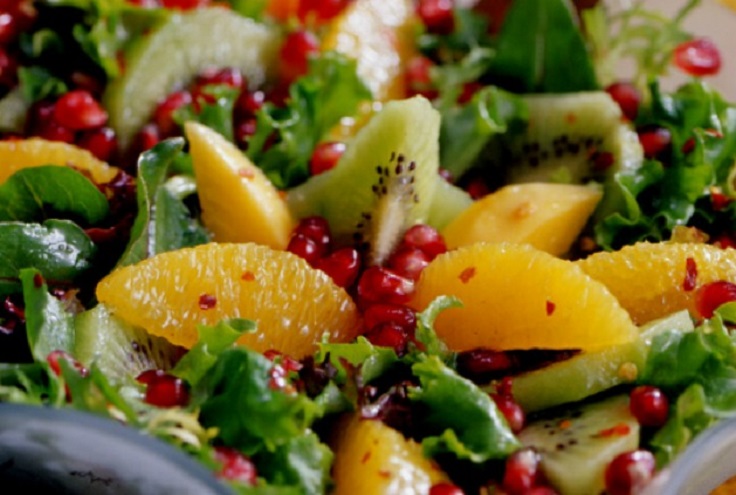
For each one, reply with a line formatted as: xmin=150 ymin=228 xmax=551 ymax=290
xmin=390 ymin=151 xmax=396 ymax=161
xmin=396 ymin=164 xmax=403 ymax=174
xmin=409 ymin=161 xmax=416 ymax=171
xmin=376 ymin=165 xmax=382 ymax=174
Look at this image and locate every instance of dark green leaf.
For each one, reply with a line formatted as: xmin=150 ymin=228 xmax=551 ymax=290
xmin=318 ymin=336 xmax=400 ymax=385
xmin=18 ymin=66 xmax=68 ymax=103
xmin=174 ymin=85 xmax=240 ymax=142
xmin=413 ymin=295 xmax=461 ymax=360
xmin=0 ymin=165 xmax=109 ymax=224
xmin=0 ymin=220 xmax=96 ymax=296
xmin=256 ymin=431 xmax=333 ymax=495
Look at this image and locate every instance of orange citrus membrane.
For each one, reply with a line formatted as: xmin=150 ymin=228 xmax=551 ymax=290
xmin=410 ymin=242 xmax=638 ymax=351
xmin=96 ymin=243 xmax=360 ymax=358
xmin=185 ymin=121 xmax=294 ymax=249
xmin=576 ymin=242 xmax=736 ymax=325
xmin=0 ymin=138 xmax=119 ymax=184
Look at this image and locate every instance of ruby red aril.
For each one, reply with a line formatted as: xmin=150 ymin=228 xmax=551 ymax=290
xmin=35 ymin=118 xmax=76 ymax=143
xmin=279 ymin=30 xmax=320 ymax=84
xmin=53 ymin=90 xmax=108 ymax=131
xmin=491 ymin=393 xmax=525 ymax=433
xmin=314 ymin=247 xmax=361 ymax=288
xmin=402 ymin=224 xmax=447 ymax=259
xmin=637 ymin=127 xmax=671 ymax=160
xmin=387 ymin=246 xmax=431 ymax=280
xmin=357 ymin=266 xmax=415 ymax=306
xmin=502 ymin=447 xmax=541 ymax=494
xmin=429 ymin=482 xmax=465 ymax=495
xmin=456 ymin=349 xmax=515 ymax=378
xmin=214 ymin=446 xmax=257 ymax=485
xmin=604 ymin=450 xmax=656 ymax=495
xmin=236 ymin=89 xmax=265 ymax=116
xmin=160 ymin=0 xmax=210 ymax=9
xmin=154 ymin=90 xmax=192 ymax=136
xmin=294 ymin=216 xmax=332 ymax=252
xmin=605 ymin=81 xmax=641 ymax=121
xmin=465 ymin=176 xmax=489 ymax=199
xmin=297 ymin=0 xmax=351 ymax=23
xmin=263 ymin=349 xmax=303 ymax=373
xmin=365 ymin=322 xmax=409 ymax=354
xmin=524 ymin=487 xmax=558 ymax=495
xmin=309 ymin=141 xmax=346 ymax=176
xmin=405 ymin=55 xmax=438 ymax=100
xmin=136 ymin=123 xmax=161 ymax=152
xmin=0 ymin=2 xmax=37 ymax=45
xmin=196 ymin=66 xmax=244 ymax=89
xmin=673 ymin=38 xmax=722 ymax=77
xmin=363 ymin=303 xmax=416 ymax=334
xmin=713 ymin=233 xmax=736 ymax=250
xmin=235 ymin=117 xmax=258 ymax=146
xmin=695 ymin=280 xmax=736 ymax=318
xmin=139 ymin=369 xmax=190 ymax=407
xmin=417 ymin=0 xmax=455 ymax=35
xmin=78 ymin=127 xmax=118 ymax=162
xmin=629 ymin=385 xmax=669 ymax=428
xmin=0 ymin=47 xmax=18 ymax=89
xmin=287 ymin=233 xmax=323 ymax=265
xmin=438 ymin=168 xmax=453 ymax=183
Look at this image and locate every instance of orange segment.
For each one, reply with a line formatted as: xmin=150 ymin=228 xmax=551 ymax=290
xmin=0 ymin=138 xmax=119 ymax=184
xmin=96 ymin=243 xmax=360 ymax=358
xmin=442 ymin=183 xmax=602 ymax=257
xmin=410 ymin=243 xmax=638 ymax=351
xmin=185 ymin=122 xmax=295 ymax=249
xmin=323 ymin=0 xmax=417 ymax=101
xmin=576 ymin=242 xmax=736 ymax=325
xmin=331 ymin=415 xmax=448 ymax=494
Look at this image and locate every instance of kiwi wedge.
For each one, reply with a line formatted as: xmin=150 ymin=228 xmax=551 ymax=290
xmin=519 ymin=394 xmax=640 ymax=495
xmin=74 ymin=304 xmax=182 ymax=384
xmin=287 ymin=96 xmax=441 ymax=265
xmin=104 ymin=8 xmax=279 ymax=150
xmin=511 ymin=310 xmax=694 ymax=413
xmin=490 ymin=91 xmax=643 ymax=185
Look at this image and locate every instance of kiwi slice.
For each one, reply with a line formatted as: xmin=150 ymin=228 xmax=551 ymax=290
xmin=104 ymin=8 xmax=279 ymax=150
xmin=511 ymin=310 xmax=694 ymax=413
xmin=74 ymin=304 xmax=182 ymax=384
xmin=491 ymin=91 xmax=643 ymax=185
xmin=519 ymin=394 xmax=640 ymax=495
xmin=287 ymin=96 xmax=441 ymax=265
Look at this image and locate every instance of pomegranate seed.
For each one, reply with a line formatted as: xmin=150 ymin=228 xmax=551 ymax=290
xmin=713 ymin=233 xmax=736 ymax=250
xmin=263 ymin=349 xmax=302 ymax=373
xmin=456 ymin=349 xmax=515 ymax=378
xmin=0 ymin=2 xmax=36 ymax=45
xmin=405 ymin=56 xmax=438 ymax=100
xmin=458 ymin=82 xmax=482 ymax=104
xmin=605 ymin=82 xmax=641 ymax=121
xmin=287 ymin=233 xmax=323 ymax=265
xmin=137 ymin=123 xmax=161 ymax=151
xmin=214 ymin=447 xmax=257 ymax=485
xmin=524 ymin=487 xmax=558 ymax=495
xmin=142 ymin=371 xmax=189 ymax=407
xmin=387 ymin=246 xmax=431 ymax=280
xmin=136 ymin=368 xmax=162 ymax=385
xmin=438 ymin=168 xmax=453 ymax=183
xmin=0 ymin=47 xmax=18 ymax=88
xmin=196 ymin=67 xmax=243 ymax=89
xmin=365 ymin=322 xmax=409 ymax=353
xmin=357 ymin=266 xmax=415 ymax=305
xmin=77 ymin=127 xmax=118 ymax=162
xmin=402 ymin=224 xmax=447 ymax=259
xmin=234 ymin=117 xmax=258 ymax=146
xmin=294 ymin=216 xmax=332 ymax=252
xmin=629 ymin=385 xmax=669 ymax=428
xmin=696 ymin=280 xmax=736 ymax=318
xmin=592 ymin=151 xmax=615 ymax=172
xmin=236 ymin=89 xmax=265 ymax=116
xmin=309 ymin=141 xmax=346 ymax=176
xmin=313 ymin=247 xmax=361 ymax=288
xmin=70 ymin=71 xmax=104 ymax=95
xmin=297 ymin=0 xmax=351 ymax=23
xmin=53 ymin=90 xmax=108 ymax=131
xmin=604 ymin=450 xmax=656 ymax=495
xmin=153 ymin=90 xmax=191 ymax=136
xmin=47 ymin=350 xmax=87 ymax=377
xmin=160 ymin=0 xmax=210 ymax=9
xmin=673 ymin=38 xmax=722 ymax=77
xmin=429 ymin=482 xmax=464 ymax=495
xmin=279 ymin=30 xmax=320 ymax=84
xmin=711 ymin=189 xmax=732 ymax=211
xmin=36 ymin=119 xmax=76 ymax=143
xmin=491 ymin=393 xmax=525 ymax=433
xmin=363 ymin=303 xmax=416 ymax=334
xmin=503 ymin=448 xmax=541 ymax=494
xmin=465 ymin=176 xmax=489 ymax=199
xmin=637 ymin=127 xmax=671 ymax=159
xmin=417 ymin=0 xmax=455 ymax=34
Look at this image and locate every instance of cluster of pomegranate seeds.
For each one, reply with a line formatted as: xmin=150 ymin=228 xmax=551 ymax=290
xmin=213 ymin=446 xmax=257 ymax=485
xmin=695 ymin=280 xmax=736 ymax=318
xmin=0 ymin=1 xmax=36 ymax=47
xmin=604 ymin=450 xmax=656 ymax=495
xmin=605 ymin=82 xmax=641 ymax=122
xmin=629 ymin=385 xmax=669 ymax=428
xmin=416 ymin=0 xmax=455 ymax=35
xmin=309 ymin=141 xmax=346 ymax=176
xmin=264 ymin=349 xmax=303 ymax=393
xmin=673 ymin=38 xmax=722 ymax=77
xmin=429 ymin=482 xmax=465 ymax=495
xmin=136 ymin=369 xmax=190 ymax=407
xmin=279 ymin=30 xmax=320 ymax=85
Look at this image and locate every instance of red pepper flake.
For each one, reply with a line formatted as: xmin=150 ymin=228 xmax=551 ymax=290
xmin=33 ymin=273 xmax=44 ymax=288
xmin=683 ymin=257 xmax=698 ymax=292
xmin=546 ymin=300 xmax=556 ymax=316
xmin=241 ymin=271 xmax=255 ymax=281
xmin=459 ymin=266 xmax=476 ymax=284
xmin=594 ymin=423 xmax=631 ymax=438
xmin=238 ymin=167 xmax=255 ymax=179
xmin=198 ymin=293 xmax=217 ymax=310
xmin=361 ymin=451 xmax=372 ymax=464
xmin=378 ymin=470 xmax=392 ymax=479
xmin=558 ymin=419 xmax=572 ymax=430
xmin=565 ymin=112 xmax=577 ymax=124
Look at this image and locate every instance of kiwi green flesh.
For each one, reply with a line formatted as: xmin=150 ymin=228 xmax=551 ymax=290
xmin=496 ymin=91 xmax=643 ymax=184
xmin=426 ymin=178 xmax=473 ymax=231
xmin=74 ymin=304 xmax=183 ymax=385
xmin=104 ymin=8 xmax=279 ymax=150
xmin=511 ymin=310 xmax=694 ymax=413
xmin=519 ymin=394 xmax=640 ymax=495
xmin=286 ymin=96 xmax=441 ymax=265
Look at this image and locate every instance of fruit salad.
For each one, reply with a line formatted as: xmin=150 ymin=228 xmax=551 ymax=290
xmin=1 ymin=0 xmax=736 ymax=494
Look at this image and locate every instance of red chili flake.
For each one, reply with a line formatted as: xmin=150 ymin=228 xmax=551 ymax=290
xmin=546 ymin=300 xmax=556 ymax=316
xmin=459 ymin=267 xmax=476 ymax=284
xmin=33 ymin=273 xmax=44 ymax=288
xmin=565 ymin=112 xmax=577 ymax=124
xmin=683 ymin=257 xmax=698 ymax=292
xmin=378 ymin=470 xmax=391 ymax=479
xmin=558 ymin=419 xmax=572 ymax=430
xmin=361 ymin=451 xmax=372 ymax=464
xmin=238 ymin=167 xmax=255 ymax=179
xmin=595 ymin=423 xmax=631 ymax=438
xmin=198 ymin=293 xmax=217 ymax=310
xmin=241 ymin=271 xmax=255 ymax=281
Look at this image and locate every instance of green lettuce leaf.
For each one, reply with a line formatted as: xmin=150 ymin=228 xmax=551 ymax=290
xmin=256 ymin=431 xmax=333 ymax=495
xmin=174 ymin=85 xmax=240 ymax=143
